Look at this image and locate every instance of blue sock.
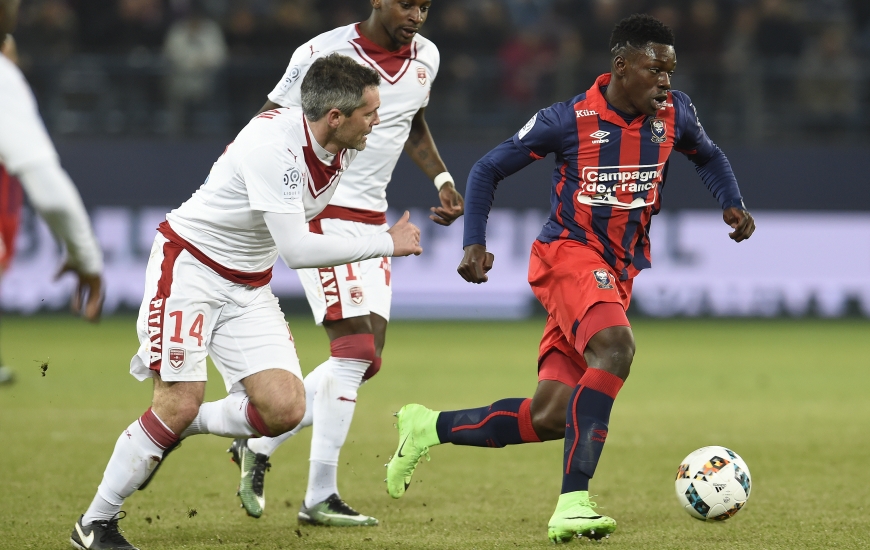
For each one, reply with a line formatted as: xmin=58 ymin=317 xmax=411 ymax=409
xmin=435 ymin=398 xmax=540 ymax=447
xmin=561 ymin=369 xmax=623 ymax=494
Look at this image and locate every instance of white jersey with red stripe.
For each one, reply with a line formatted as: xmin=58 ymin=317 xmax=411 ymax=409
xmin=166 ymin=106 xmax=357 ymax=274
xmin=268 ymin=23 xmax=439 ymax=213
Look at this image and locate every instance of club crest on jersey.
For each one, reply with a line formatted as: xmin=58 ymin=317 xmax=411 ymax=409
xmin=592 ymin=269 xmax=614 ymax=289
xmin=650 ymin=118 xmax=667 ymax=143
xmin=417 ymin=67 xmax=427 ymax=86
xmin=349 ymin=286 xmax=364 ymax=305
xmin=168 ymin=348 xmax=185 ymax=370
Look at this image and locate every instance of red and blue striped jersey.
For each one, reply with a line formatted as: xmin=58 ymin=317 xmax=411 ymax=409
xmin=464 ymin=73 xmax=745 ymax=280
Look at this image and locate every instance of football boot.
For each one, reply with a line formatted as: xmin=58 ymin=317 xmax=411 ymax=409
xmin=547 ymin=491 xmax=617 ymax=543
xmin=228 ymin=438 xmax=270 ymax=518
xmin=298 ymin=493 xmax=378 ymax=527
xmin=70 ymin=512 xmax=138 ymax=550
xmin=385 ymin=404 xmax=439 ymax=498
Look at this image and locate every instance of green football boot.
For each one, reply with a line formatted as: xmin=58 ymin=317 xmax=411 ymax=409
xmin=385 ymin=404 xmax=440 ymax=498
xmin=228 ymin=439 xmax=270 ymax=518
xmin=297 ymin=494 xmax=378 ymax=526
xmin=547 ymin=491 xmax=617 ymax=543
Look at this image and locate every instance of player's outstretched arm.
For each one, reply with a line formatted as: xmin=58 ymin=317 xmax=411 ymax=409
xmin=723 ymin=207 xmax=755 ymax=242
xmin=264 ymin=210 xmax=420 ymax=270
xmin=17 ymin=163 xmax=104 ymax=321
xmin=457 ymin=244 xmax=495 ymax=284
xmin=403 ymin=108 xmax=464 ymax=226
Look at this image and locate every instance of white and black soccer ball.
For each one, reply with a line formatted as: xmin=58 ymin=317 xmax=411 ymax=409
xmin=674 ymin=446 xmax=751 ymax=521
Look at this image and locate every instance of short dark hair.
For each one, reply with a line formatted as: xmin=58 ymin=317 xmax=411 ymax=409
xmin=609 ymin=14 xmax=675 ymax=57
xmin=300 ymin=53 xmax=381 ymax=121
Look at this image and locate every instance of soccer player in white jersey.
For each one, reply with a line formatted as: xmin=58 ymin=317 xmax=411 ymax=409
xmin=69 ymin=54 xmax=423 ymax=550
xmin=225 ymin=0 xmax=463 ymax=527
xmin=0 ymin=1 xmax=104 ymax=386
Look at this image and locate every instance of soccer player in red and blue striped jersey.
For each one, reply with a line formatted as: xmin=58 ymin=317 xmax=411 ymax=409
xmin=386 ymin=14 xmax=755 ymax=542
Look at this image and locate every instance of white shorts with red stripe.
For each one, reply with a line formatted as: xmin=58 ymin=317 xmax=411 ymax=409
xmin=129 ymin=233 xmax=302 ymax=392
xmin=298 ymin=218 xmax=392 ymax=325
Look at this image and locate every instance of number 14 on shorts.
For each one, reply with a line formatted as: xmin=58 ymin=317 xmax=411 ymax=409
xmin=168 ymin=311 xmax=205 ymax=346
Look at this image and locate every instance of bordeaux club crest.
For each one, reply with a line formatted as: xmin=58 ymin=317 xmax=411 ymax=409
xmin=592 ymin=269 xmax=614 ymax=289
xmin=349 ymin=286 xmax=365 ymax=305
xmin=650 ymin=117 xmax=667 ymax=143
xmin=417 ymin=67 xmax=427 ymax=86
xmin=168 ymin=348 xmax=186 ymax=369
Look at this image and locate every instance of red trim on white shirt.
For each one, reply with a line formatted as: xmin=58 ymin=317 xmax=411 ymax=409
xmin=313 ymin=204 xmax=387 ymax=225
xmin=349 ymin=24 xmax=417 ymax=85
xmin=302 ymin=116 xmax=345 ymax=198
xmin=157 ymin=221 xmax=272 ymax=287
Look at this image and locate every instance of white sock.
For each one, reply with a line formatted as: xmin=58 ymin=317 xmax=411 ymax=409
xmin=180 ymin=391 xmax=261 ymax=439
xmin=83 ymin=410 xmax=177 ymax=524
xmin=246 ymin=360 xmax=326 ymax=456
xmin=304 ymin=357 xmax=368 ymax=507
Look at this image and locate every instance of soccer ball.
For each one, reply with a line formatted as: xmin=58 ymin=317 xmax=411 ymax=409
xmin=674 ymin=446 xmax=751 ymax=521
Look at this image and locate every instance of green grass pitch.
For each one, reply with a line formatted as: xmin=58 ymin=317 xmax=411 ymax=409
xmin=1 ymin=315 xmax=869 ymax=549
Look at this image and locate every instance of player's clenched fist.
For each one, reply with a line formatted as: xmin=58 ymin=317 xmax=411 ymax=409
xmin=723 ymin=207 xmax=755 ymax=242
xmin=387 ymin=210 xmax=423 ymax=256
xmin=457 ymin=244 xmax=495 ymax=284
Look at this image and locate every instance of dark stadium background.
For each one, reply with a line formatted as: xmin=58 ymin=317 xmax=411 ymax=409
xmin=4 ymin=0 xmax=870 ymax=318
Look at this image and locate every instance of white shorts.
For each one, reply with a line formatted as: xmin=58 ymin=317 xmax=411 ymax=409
xmin=130 ymin=234 xmax=302 ymax=393
xmin=298 ymin=218 xmax=392 ymax=325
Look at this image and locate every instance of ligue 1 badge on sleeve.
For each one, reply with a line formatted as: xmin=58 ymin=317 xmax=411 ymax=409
xmin=592 ymin=269 xmax=614 ymax=289
xmin=650 ymin=118 xmax=667 ymax=143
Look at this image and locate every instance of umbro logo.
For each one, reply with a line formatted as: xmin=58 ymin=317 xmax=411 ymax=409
xmin=590 ymin=130 xmax=610 ymax=144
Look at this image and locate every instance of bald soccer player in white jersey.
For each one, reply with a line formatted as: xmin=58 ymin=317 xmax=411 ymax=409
xmin=0 ymin=4 xmax=104 ymax=381
xmin=226 ymin=0 xmax=463 ymax=527
xmin=70 ymin=54 xmax=423 ymax=550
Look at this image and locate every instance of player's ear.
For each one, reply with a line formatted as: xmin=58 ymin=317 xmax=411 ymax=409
xmin=613 ymin=54 xmax=627 ymax=77
xmin=325 ymin=108 xmax=343 ymax=129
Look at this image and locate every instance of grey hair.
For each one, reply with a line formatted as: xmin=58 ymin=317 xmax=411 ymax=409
xmin=301 ymin=53 xmax=381 ymax=121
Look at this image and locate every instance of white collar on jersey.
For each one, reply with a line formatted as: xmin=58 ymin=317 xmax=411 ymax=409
xmin=305 ymin=119 xmax=337 ymax=165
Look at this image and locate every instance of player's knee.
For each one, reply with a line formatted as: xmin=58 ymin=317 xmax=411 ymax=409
xmin=258 ymin=395 xmax=305 ymax=435
xmin=586 ymin=326 xmax=635 ymax=381
xmin=268 ymin=401 xmax=305 ymax=435
xmin=531 ymin=409 xmax=565 ymax=441
xmin=530 ymin=403 xmax=567 ymax=441
xmin=605 ymin=339 xmax=635 ymax=380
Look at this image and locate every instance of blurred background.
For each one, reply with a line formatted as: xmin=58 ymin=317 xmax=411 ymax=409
xmin=3 ymin=0 xmax=870 ymax=319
